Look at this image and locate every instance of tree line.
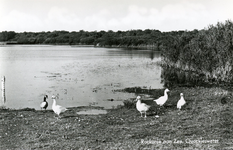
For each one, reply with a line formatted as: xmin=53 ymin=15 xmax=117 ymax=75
xmin=0 ymin=29 xmax=185 ymax=49
xmin=1 ymin=20 xmax=233 ymax=83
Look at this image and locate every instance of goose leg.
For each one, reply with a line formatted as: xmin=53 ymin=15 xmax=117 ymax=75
xmin=140 ymin=112 xmax=143 ymax=117
xmin=56 ymin=115 xmax=61 ymax=120
xmin=144 ymin=112 xmax=147 ymax=118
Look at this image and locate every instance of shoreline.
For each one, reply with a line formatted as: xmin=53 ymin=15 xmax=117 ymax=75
xmin=1 ymin=43 xmax=159 ymax=50
xmin=1 ymin=86 xmax=233 ymax=149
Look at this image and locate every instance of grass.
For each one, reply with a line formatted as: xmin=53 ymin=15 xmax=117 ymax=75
xmin=0 ymin=86 xmax=233 ymax=149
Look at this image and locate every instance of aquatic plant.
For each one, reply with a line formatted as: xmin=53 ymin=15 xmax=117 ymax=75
xmin=123 ymin=99 xmax=136 ymax=109
xmin=161 ymin=20 xmax=233 ymax=85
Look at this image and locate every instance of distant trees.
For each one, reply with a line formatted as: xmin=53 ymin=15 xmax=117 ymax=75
xmin=0 ymin=29 xmax=187 ymax=50
xmin=0 ymin=29 xmax=171 ymax=49
xmin=0 ymin=31 xmax=16 ymax=41
xmin=1 ymin=20 xmax=233 ymax=84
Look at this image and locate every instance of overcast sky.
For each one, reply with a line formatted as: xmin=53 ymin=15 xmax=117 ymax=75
xmin=0 ymin=0 xmax=233 ymax=32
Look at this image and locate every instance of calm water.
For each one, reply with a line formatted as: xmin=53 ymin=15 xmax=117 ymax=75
xmin=0 ymin=45 xmax=163 ymax=110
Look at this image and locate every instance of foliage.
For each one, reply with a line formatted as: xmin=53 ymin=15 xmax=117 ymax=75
xmin=123 ymin=99 xmax=136 ymax=109
xmin=160 ymin=20 xmax=233 ymax=84
xmin=0 ymin=29 xmax=166 ymax=49
xmin=1 ymin=20 xmax=233 ymax=84
xmin=0 ymin=31 xmax=16 ymax=41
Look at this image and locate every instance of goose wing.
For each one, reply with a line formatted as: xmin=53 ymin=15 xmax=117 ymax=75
xmin=154 ymin=95 xmax=168 ymax=106
xmin=177 ymin=100 xmax=181 ymax=109
xmin=177 ymin=99 xmax=186 ymax=109
xmin=137 ymin=102 xmax=150 ymax=112
xmin=154 ymin=95 xmax=164 ymax=102
xmin=56 ymin=105 xmax=67 ymax=112
xmin=40 ymin=102 xmax=47 ymax=108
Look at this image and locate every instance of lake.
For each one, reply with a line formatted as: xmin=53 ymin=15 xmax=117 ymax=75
xmin=0 ymin=45 xmax=163 ymax=110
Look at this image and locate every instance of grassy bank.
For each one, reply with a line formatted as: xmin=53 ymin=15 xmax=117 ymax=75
xmin=0 ymin=86 xmax=233 ymax=149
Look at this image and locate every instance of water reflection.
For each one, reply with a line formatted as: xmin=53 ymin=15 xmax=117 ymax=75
xmin=0 ymin=45 xmax=163 ymax=109
xmin=107 ymin=48 xmax=160 ymax=60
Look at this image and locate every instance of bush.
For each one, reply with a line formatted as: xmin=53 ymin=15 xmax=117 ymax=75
xmin=123 ymin=99 xmax=136 ymax=109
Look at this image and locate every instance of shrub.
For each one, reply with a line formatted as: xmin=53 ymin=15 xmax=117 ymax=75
xmin=123 ymin=99 xmax=136 ymax=109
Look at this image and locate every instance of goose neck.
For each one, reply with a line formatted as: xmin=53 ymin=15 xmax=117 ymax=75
xmin=137 ymin=99 xmax=142 ymax=104
xmin=52 ymin=99 xmax=56 ymax=105
xmin=164 ymin=91 xmax=168 ymax=97
xmin=180 ymin=96 xmax=184 ymax=101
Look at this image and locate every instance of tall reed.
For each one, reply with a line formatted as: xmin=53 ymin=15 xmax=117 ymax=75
xmin=161 ymin=20 xmax=233 ymax=84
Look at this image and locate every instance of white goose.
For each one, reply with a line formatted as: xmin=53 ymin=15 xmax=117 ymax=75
xmin=154 ymin=88 xmax=170 ymax=106
xmin=40 ymin=95 xmax=48 ymax=110
xmin=52 ymin=95 xmax=68 ymax=117
xmin=177 ymin=93 xmax=186 ymax=110
xmin=135 ymin=96 xmax=151 ymax=118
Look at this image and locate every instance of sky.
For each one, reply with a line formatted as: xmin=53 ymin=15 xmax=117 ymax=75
xmin=0 ymin=0 xmax=233 ymax=32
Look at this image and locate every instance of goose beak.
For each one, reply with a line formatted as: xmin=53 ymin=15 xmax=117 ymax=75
xmin=135 ymin=96 xmax=141 ymax=101
xmin=165 ymin=88 xmax=170 ymax=92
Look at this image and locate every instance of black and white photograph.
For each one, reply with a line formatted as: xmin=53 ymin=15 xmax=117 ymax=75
xmin=0 ymin=0 xmax=233 ymax=149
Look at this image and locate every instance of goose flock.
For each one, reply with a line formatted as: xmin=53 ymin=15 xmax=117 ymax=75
xmin=40 ymin=88 xmax=185 ymax=119
xmin=136 ymin=88 xmax=186 ymax=118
